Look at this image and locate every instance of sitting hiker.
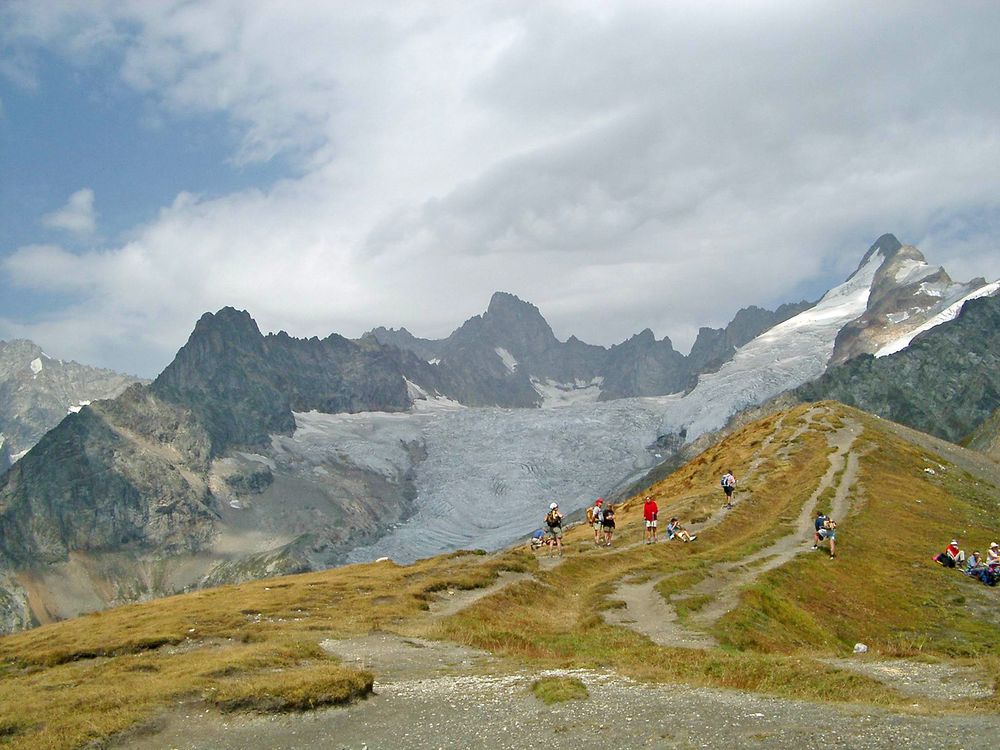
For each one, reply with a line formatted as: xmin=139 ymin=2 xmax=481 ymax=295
xmin=530 ymin=528 xmax=546 ymax=551
xmin=933 ymin=539 xmax=965 ymax=568
xmin=988 ymin=542 xmax=1000 ymax=564
xmin=965 ymin=550 xmax=983 ymax=574
xmin=665 ymin=517 xmax=696 ymax=542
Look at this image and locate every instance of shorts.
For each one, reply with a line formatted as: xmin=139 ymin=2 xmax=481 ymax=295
xmin=602 ymin=522 xmax=615 ymax=530
xmin=547 ymin=526 xmax=563 ymax=539
xmin=819 ymin=528 xmax=836 ymax=540
xmin=723 ymin=486 xmax=734 ymax=497
xmin=593 ymin=521 xmax=603 ymax=532
xmin=645 ymin=519 xmax=657 ymax=528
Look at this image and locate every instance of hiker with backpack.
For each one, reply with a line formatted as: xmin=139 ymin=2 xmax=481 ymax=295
xmin=721 ymin=470 xmax=737 ymax=508
xmin=812 ymin=511 xmax=837 ymax=558
xmin=601 ymin=503 xmax=616 ymax=547
xmin=643 ymin=495 xmax=659 ymax=544
xmin=587 ymin=498 xmax=605 ymax=545
xmin=544 ymin=502 xmax=564 ymax=557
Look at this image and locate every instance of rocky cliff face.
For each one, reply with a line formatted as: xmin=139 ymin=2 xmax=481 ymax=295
xmin=0 ymin=308 xmax=434 ymax=632
xmin=797 ymin=295 xmax=1000 ymax=443
xmin=0 ymin=339 xmax=142 ymax=460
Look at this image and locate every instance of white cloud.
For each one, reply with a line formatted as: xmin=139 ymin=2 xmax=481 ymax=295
xmin=41 ymin=188 xmax=98 ymax=236
xmin=3 ymin=1 xmax=1000 ymax=375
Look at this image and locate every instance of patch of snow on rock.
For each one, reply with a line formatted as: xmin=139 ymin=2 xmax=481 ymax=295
xmin=885 ymin=311 xmax=911 ymax=324
xmin=494 ymin=347 xmax=518 ymax=373
xmin=875 ymin=280 xmax=1000 ymax=357
xmin=917 ymin=281 xmax=947 ymax=298
xmin=532 ymin=377 xmax=604 ymax=408
xmin=29 ymin=358 xmax=43 ymax=375
xmin=893 ymin=257 xmax=933 ymax=286
xmin=427 ymin=358 xmax=441 ymax=365
xmin=658 ymin=250 xmax=883 ymax=442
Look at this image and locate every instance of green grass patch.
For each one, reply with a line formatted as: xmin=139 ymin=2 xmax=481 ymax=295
xmin=531 ymin=676 xmax=589 ymax=704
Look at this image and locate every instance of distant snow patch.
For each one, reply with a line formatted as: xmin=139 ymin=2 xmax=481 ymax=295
xmin=531 ymin=377 xmax=604 ymax=408
xmin=12 ymin=450 xmax=28 ymax=463
xmin=405 ymin=378 xmax=464 ymax=412
xmin=30 ymin=358 xmax=43 ymax=375
xmin=885 ymin=311 xmax=911 ymax=324
xmin=893 ymin=258 xmax=933 ymax=286
xmin=917 ymin=281 xmax=947 ymax=298
xmin=428 ymin=358 xmax=441 ymax=365
xmin=67 ymin=400 xmax=91 ymax=414
xmin=875 ymin=280 xmax=1000 ymax=357
xmin=494 ymin=347 xmax=518 ymax=373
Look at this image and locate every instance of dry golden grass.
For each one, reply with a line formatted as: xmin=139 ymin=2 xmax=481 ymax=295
xmin=3 ymin=401 xmax=999 ymax=748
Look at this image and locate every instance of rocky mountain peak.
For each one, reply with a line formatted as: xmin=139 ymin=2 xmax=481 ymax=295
xmin=862 ymin=232 xmax=904 ymax=264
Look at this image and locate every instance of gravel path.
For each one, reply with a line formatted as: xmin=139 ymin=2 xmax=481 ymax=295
xmin=121 ymin=668 xmax=1000 ymax=750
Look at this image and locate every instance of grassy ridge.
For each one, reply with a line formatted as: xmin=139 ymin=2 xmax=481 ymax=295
xmin=2 ymin=402 xmax=999 ymax=748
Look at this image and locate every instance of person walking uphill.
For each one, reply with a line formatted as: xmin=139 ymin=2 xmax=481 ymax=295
xmin=721 ymin=470 xmax=737 ymax=509
xmin=589 ymin=498 xmax=605 ymax=545
xmin=544 ymin=502 xmax=564 ymax=557
xmin=643 ymin=496 xmax=659 ymax=544
xmin=601 ymin=503 xmax=616 ymax=547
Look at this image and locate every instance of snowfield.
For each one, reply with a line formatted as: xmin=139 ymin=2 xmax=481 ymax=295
xmin=656 ymin=249 xmax=881 ymax=442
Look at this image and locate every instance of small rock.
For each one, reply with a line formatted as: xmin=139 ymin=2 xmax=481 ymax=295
xmin=853 ymin=643 xmax=868 ymax=654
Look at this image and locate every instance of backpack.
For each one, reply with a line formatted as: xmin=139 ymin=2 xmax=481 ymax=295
xmin=721 ymin=474 xmax=733 ymax=488
xmin=546 ymin=510 xmax=560 ymax=527
xmin=586 ymin=507 xmax=595 ymax=524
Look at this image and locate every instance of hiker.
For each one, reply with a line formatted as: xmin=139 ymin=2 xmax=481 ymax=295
xmin=643 ymin=495 xmax=659 ymax=544
xmin=601 ymin=503 xmax=616 ymax=547
xmin=588 ymin=498 xmax=605 ymax=545
xmin=988 ymin=542 xmax=1000 ymax=564
xmin=665 ymin=517 xmax=696 ymax=542
xmin=932 ymin=539 xmax=964 ymax=568
xmin=965 ymin=550 xmax=983 ymax=575
xmin=544 ymin=502 xmax=564 ymax=557
xmin=721 ymin=470 xmax=737 ymax=508
xmin=812 ymin=511 xmax=837 ymax=558
xmin=529 ymin=528 xmax=546 ymax=551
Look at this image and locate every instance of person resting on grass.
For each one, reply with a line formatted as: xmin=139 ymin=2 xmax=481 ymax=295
xmin=932 ymin=539 xmax=965 ymax=568
xmin=988 ymin=542 xmax=1000 ymax=564
xmin=965 ymin=550 xmax=983 ymax=575
xmin=665 ymin=517 xmax=696 ymax=542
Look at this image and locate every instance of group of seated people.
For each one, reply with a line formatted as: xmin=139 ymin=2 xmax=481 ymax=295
xmin=934 ymin=539 xmax=1000 ymax=585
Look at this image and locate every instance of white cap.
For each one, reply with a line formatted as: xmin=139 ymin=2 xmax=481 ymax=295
xmin=549 ymin=502 xmax=558 ymax=510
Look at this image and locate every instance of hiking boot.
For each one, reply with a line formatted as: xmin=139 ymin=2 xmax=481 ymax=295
xmin=811 ymin=545 xmax=818 ymax=550
xmin=830 ymin=554 xmax=836 ymax=559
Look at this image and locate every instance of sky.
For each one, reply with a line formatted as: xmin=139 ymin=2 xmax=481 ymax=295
xmin=1 ymin=1 xmax=999 ymax=378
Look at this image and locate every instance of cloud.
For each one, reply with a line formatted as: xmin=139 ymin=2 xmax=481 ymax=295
xmin=3 ymin=2 xmax=1000 ymax=375
xmin=41 ymin=188 xmax=98 ymax=236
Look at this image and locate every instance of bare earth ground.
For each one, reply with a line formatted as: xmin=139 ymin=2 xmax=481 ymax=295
xmin=122 ymin=667 xmax=1000 ymax=750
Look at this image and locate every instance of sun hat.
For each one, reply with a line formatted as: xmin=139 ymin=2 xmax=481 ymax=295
xmin=951 ymin=539 xmax=958 ymax=545
xmin=549 ymin=502 xmax=558 ymax=510
xmin=991 ymin=542 xmax=999 ymax=549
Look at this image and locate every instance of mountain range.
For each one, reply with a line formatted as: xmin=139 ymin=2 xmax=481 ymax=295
xmin=0 ymin=232 xmax=997 ymax=633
